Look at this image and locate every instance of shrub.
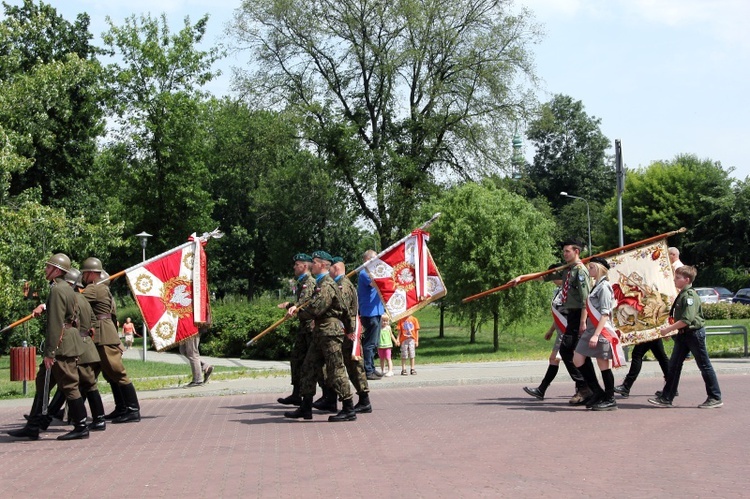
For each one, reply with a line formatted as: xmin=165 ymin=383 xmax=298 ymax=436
xmin=201 ymin=296 xmax=294 ymax=359
xmin=703 ymin=302 xmax=750 ymax=320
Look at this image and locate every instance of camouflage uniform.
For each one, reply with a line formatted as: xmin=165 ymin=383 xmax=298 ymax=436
xmin=336 ymin=275 xmax=369 ymax=395
xmin=289 ymin=273 xmax=316 ymax=389
xmin=298 ymin=274 xmax=352 ymax=402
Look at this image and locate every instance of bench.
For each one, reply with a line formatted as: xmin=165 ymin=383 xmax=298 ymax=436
xmin=705 ymin=325 xmax=748 ymax=357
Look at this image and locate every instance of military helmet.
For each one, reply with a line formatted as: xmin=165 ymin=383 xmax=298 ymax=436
xmin=64 ymin=268 xmax=81 ymax=286
xmin=46 ymin=253 xmax=71 ymax=272
xmin=81 ymin=257 xmax=103 ymax=273
xmin=97 ymin=270 xmax=111 ymax=286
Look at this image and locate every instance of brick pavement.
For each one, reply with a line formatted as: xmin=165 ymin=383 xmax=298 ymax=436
xmin=1 ymin=370 xmax=750 ymax=497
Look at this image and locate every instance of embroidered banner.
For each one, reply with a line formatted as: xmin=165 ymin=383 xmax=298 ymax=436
xmin=125 ymin=230 xmax=221 ymax=351
xmin=363 ymin=229 xmax=447 ymax=322
xmin=606 ymin=240 xmax=677 ymax=346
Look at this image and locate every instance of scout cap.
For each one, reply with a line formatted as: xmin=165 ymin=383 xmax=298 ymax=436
xmin=293 ymin=253 xmax=312 ymax=262
xmin=560 ymin=238 xmax=583 ymax=249
xmin=81 ymin=257 xmax=103 ymax=273
xmin=46 ymin=253 xmax=71 ymax=272
xmin=589 ymin=256 xmax=610 ymax=270
xmin=311 ymin=250 xmax=333 ymax=263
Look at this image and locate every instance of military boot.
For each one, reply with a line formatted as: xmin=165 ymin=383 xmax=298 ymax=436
xmin=112 ymin=383 xmax=141 ymax=424
xmin=353 ymin=392 xmax=372 ymax=414
xmin=104 ymin=381 xmax=127 ymax=420
xmin=284 ymin=396 xmax=313 ymax=420
xmin=41 ymin=389 xmax=67 ymax=431
xmin=277 ymin=386 xmax=302 ymax=406
xmin=57 ymin=398 xmax=89 ymax=440
xmin=313 ymin=387 xmax=338 ymax=413
xmin=87 ymin=390 xmax=106 ymax=431
xmin=328 ymin=399 xmax=357 ymax=422
xmin=7 ymin=415 xmax=42 ymax=440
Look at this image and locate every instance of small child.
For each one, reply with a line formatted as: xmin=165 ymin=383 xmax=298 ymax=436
xmin=378 ymin=315 xmax=399 ymax=377
xmin=397 ymin=315 xmax=420 ymax=375
xmin=649 ymin=265 xmax=722 ymax=408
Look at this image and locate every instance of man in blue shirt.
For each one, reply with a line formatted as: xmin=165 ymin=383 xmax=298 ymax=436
xmin=358 ymin=249 xmax=385 ymax=379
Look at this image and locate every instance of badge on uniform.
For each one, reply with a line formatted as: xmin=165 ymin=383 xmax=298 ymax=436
xmin=687 ymin=298 xmax=694 ymax=306
xmin=578 ymin=274 xmax=585 ymax=282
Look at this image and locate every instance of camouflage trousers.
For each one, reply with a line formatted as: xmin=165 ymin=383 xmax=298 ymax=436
xmin=342 ymin=335 xmax=369 ymax=394
xmin=300 ymin=334 xmax=352 ymax=401
xmin=289 ymin=328 xmax=312 ymax=388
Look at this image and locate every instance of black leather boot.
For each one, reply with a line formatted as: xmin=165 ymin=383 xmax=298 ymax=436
xmin=277 ymin=386 xmax=302 ymax=406
xmin=313 ymin=387 xmax=338 ymax=413
xmin=329 ymin=398 xmax=357 ymax=422
xmin=354 ymin=392 xmax=372 ymax=413
xmin=87 ymin=391 xmax=106 ymax=431
xmin=7 ymin=415 xmax=42 ymax=440
xmin=57 ymin=398 xmax=89 ymax=440
xmin=284 ymin=396 xmax=313 ymax=419
xmin=40 ymin=389 xmax=67 ymax=431
xmin=112 ymin=383 xmax=141 ymax=424
xmin=104 ymin=381 xmax=127 ymax=420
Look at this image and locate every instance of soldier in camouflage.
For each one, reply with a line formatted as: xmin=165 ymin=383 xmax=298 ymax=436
xmin=277 ymin=253 xmax=316 ymax=406
xmin=330 ymin=257 xmax=371 ymax=413
xmin=284 ymin=251 xmax=356 ymax=422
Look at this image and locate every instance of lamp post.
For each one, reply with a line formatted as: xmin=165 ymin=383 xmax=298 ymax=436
xmin=560 ymin=192 xmax=592 ymax=257
xmin=135 ymin=231 xmax=152 ymax=361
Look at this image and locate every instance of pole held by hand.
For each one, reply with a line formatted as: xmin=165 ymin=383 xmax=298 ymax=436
xmin=461 ymin=227 xmax=687 ymax=303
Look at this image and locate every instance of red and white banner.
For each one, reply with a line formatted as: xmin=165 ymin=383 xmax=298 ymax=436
xmin=351 ymin=315 xmax=363 ymax=360
xmin=125 ymin=230 xmax=221 ymax=351
xmin=363 ymin=228 xmax=447 ymax=322
xmin=586 ymin=296 xmax=627 ymax=368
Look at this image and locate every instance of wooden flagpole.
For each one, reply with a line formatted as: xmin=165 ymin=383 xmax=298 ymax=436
xmin=0 ymin=314 xmax=34 ymax=335
xmin=461 ymin=227 xmax=687 ymax=304
xmin=246 ymin=213 xmax=443 ymax=346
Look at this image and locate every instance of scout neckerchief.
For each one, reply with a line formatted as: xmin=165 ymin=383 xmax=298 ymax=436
xmin=561 ymin=261 xmax=583 ymax=304
xmin=585 ymin=277 xmax=626 ymax=368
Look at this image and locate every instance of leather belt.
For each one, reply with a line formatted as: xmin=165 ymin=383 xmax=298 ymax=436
xmin=96 ymin=314 xmax=112 ymax=320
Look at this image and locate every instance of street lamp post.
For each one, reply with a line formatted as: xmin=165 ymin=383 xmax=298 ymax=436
xmin=135 ymin=231 xmax=152 ymax=361
xmin=560 ymin=192 xmax=592 ymax=257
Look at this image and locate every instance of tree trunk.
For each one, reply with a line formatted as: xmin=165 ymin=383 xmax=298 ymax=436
xmin=439 ymin=302 xmax=445 ymax=339
xmin=493 ymin=310 xmax=499 ymax=352
xmin=469 ymin=312 xmax=477 ymax=344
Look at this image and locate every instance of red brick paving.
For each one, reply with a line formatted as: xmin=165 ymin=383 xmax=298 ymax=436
xmin=1 ymin=375 xmax=749 ymax=497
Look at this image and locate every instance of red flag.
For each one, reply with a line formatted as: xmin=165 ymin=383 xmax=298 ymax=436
xmin=125 ymin=231 xmax=219 ymax=351
xmin=363 ymin=229 xmax=446 ymax=322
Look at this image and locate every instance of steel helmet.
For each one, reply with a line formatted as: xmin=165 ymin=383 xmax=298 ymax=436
xmin=96 ymin=270 xmax=111 ymax=286
xmin=81 ymin=257 xmax=103 ymax=273
xmin=46 ymin=253 xmax=71 ymax=272
xmin=64 ymin=268 xmax=81 ymax=286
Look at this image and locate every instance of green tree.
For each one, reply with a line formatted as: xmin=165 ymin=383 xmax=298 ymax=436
xmin=203 ymin=99 xmax=360 ymax=297
xmin=230 ymin=0 xmax=541 ymax=246
xmin=101 ymin=13 xmax=223 ymax=253
xmin=525 ymin=94 xmax=614 ymax=208
xmin=601 ymin=154 xmax=734 ymax=270
xmin=425 ymin=181 xmax=556 ymax=349
xmin=0 ymin=0 xmax=106 ymax=207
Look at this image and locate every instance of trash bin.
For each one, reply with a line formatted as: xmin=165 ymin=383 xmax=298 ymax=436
xmin=10 ymin=346 xmax=36 ymax=381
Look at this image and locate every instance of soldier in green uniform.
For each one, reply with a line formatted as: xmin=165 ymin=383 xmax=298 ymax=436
xmin=8 ymin=253 xmax=89 ymax=440
xmin=82 ymin=257 xmax=141 ymax=423
xmin=509 ymin=239 xmax=593 ymax=405
xmin=277 ymin=253 xmax=316 ymax=406
xmin=649 ymin=265 xmax=722 ymax=408
xmin=284 ymin=251 xmax=356 ymax=422
xmin=330 ymin=257 xmax=372 ymax=413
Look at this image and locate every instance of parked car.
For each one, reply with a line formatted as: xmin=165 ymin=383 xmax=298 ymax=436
xmin=713 ymin=286 xmax=734 ymax=303
xmin=733 ymin=288 xmax=750 ymax=305
xmin=694 ymin=287 xmax=720 ymax=304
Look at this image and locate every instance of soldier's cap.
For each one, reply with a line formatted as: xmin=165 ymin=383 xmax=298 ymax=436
xmin=331 ymin=256 xmax=344 ymax=264
xmin=311 ymin=250 xmax=333 ymax=263
xmin=560 ymin=238 xmax=583 ymax=249
xmin=293 ymin=253 xmax=313 ymax=262
xmin=589 ymin=256 xmax=610 ymax=270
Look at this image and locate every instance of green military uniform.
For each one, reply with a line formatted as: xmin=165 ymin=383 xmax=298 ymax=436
xmin=44 ymin=277 xmax=86 ymax=400
xmin=298 ymin=274 xmax=352 ymax=402
xmin=670 ymin=285 xmax=705 ymax=332
xmin=75 ymin=292 xmax=100 ymax=392
xmin=336 ymin=275 xmax=369 ymax=396
xmin=545 ymin=262 xmax=591 ymax=312
xmin=84 ymin=282 xmax=131 ymax=385
xmin=288 ymin=272 xmax=316 ymax=389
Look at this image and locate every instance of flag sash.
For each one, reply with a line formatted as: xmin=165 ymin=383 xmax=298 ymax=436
xmin=586 ymin=297 xmax=626 ymax=368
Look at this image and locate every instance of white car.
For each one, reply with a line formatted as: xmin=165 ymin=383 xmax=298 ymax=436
xmin=694 ymin=287 xmax=720 ymax=304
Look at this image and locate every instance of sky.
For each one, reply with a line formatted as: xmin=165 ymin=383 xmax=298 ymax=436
xmin=22 ymin=0 xmax=750 ymax=180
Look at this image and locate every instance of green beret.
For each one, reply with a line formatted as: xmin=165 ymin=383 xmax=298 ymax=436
xmin=293 ymin=253 xmax=312 ymax=262
xmin=311 ymin=250 xmax=333 ymax=263
xmin=331 ymin=256 xmax=343 ymax=264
